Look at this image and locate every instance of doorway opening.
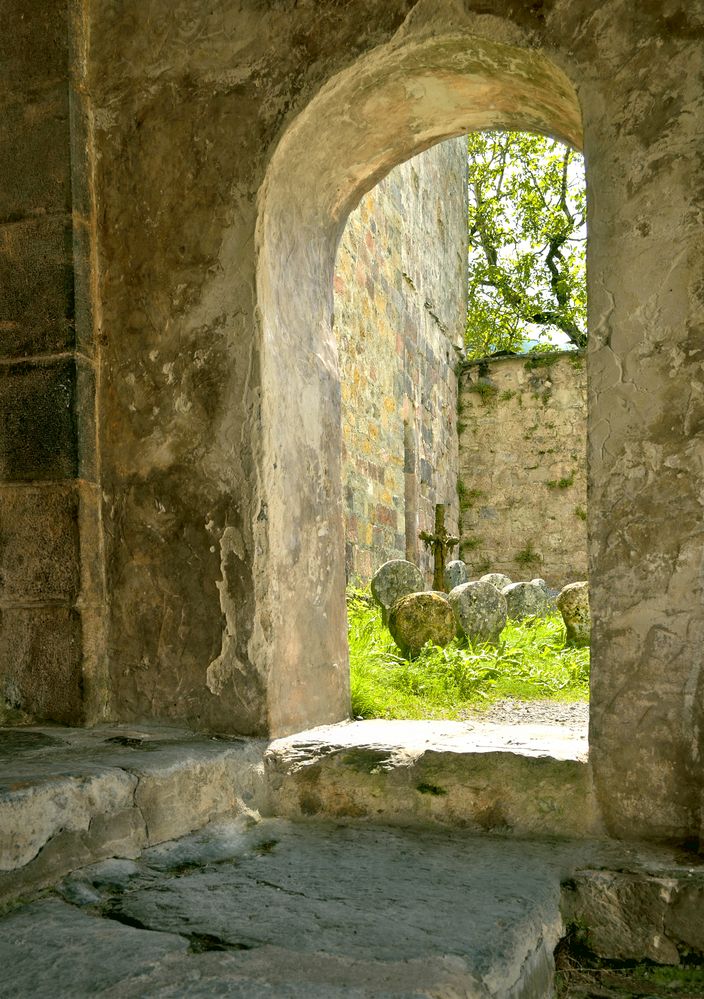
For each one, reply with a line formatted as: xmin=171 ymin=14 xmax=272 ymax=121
xmin=333 ymin=130 xmax=589 ymax=732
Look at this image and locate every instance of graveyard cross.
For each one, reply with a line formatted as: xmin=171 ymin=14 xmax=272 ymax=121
xmin=419 ymin=504 xmax=459 ymax=591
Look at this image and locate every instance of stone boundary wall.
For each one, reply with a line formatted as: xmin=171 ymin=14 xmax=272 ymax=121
xmin=334 ymin=138 xmax=467 ymax=585
xmin=458 ymin=352 xmax=587 ymax=588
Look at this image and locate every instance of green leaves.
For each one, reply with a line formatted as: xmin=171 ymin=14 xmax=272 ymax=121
xmin=466 ymin=131 xmax=587 ymax=359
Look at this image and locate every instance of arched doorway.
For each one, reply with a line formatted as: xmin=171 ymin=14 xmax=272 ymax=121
xmin=254 ymin=33 xmax=582 ymax=734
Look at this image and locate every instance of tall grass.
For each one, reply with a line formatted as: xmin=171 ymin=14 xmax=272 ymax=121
xmin=347 ymin=591 xmax=589 ymax=720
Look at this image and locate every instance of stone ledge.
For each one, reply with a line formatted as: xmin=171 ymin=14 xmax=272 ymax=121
xmin=0 ymin=724 xmax=268 ymax=904
xmin=264 ymin=719 xmax=602 ymax=838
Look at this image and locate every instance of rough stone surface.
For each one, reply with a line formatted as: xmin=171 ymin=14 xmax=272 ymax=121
xmin=444 ymin=559 xmax=468 ymax=591
xmin=266 ymin=719 xmax=598 ymax=839
xmin=557 ymin=581 xmax=590 ymax=645
xmin=561 ymin=867 xmax=704 ymax=965
xmin=387 ymin=591 xmax=455 ymax=656
xmin=3 ymin=0 xmax=703 ymax=843
xmin=335 ymin=140 xmax=466 ymax=584
xmin=370 ymin=559 xmax=425 ymax=620
xmin=480 ymin=572 xmax=513 ymax=591
xmin=459 ymin=353 xmax=587 ymax=586
xmin=0 ymin=724 xmax=268 ymax=903
xmin=503 ymin=582 xmax=551 ymax=621
xmin=448 ymin=580 xmax=507 ymax=643
xmin=0 ymin=817 xmax=588 ymax=998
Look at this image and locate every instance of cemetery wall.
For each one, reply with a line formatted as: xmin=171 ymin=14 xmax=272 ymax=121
xmin=458 ymin=352 xmax=588 ymax=588
xmin=334 ymin=138 xmax=467 ymax=585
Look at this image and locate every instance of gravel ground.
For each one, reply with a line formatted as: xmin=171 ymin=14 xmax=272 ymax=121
xmin=463 ymin=698 xmax=589 ymax=729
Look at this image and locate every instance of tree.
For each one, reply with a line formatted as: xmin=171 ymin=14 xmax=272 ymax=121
xmin=465 ymin=130 xmax=587 ymax=359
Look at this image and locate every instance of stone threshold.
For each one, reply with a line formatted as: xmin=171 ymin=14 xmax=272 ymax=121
xmin=265 ymin=718 xmax=600 ymax=839
xmin=2 ymin=717 xmax=597 ymax=905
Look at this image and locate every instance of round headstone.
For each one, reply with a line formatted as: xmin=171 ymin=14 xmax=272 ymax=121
xmin=448 ymin=580 xmax=507 ymax=644
xmin=557 ymin=581 xmax=590 ymax=645
xmin=502 ymin=581 xmax=551 ymax=621
xmin=388 ymin=592 xmax=456 ymax=657
xmin=480 ymin=572 xmax=512 ymax=591
xmin=443 ymin=559 xmax=468 ymax=592
xmin=371 ymin=560 xmax=425 ymax=621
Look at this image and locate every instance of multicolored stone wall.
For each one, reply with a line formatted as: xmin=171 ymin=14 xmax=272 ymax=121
xmin=458 ymin=352 xmax=588 ymax=588
xmin=333 ymin=138 xmax=467 ymax=586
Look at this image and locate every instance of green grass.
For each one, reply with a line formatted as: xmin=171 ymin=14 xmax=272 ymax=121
xmin=347 ymin=592 xmax=589 ymax=720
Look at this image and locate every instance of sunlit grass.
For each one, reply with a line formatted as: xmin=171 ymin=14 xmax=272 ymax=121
xmin=347 ymin=590 xmax=589 ymax=720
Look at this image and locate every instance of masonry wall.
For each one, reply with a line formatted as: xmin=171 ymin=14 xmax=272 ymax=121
xmin=0 ymin=4 xmax=103 ymax=726
xmin=333 ymin=138 xmax=467 ymax=585
xmin=458 ymin=352 xmax=587 ymax=588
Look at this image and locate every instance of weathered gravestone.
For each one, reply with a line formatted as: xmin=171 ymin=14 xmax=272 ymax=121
xmin=448 ymin=580 xmax=507 ymax=644
xmin=444 ymin=559 xmax=468 ymax=592
xmin=371 ymin=560 xmax=425 ymax=622
xmin=388 ymin=592 xmax=456 ymax=656
xmin=502 ymin=581 xmax=551 ymax=621
xmin=557 ymin=580 xmax=590 ymax=645
xmin=480 ymin=572 xmax=512 ymax=591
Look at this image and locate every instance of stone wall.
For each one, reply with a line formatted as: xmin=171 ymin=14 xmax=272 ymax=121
xmin=334 ymin=139 xmax=467 ymax=585
xmin=3 ymin=0 xmax=702 ymax=843
xmin=458 ymin=352 xmax=587 ymax=588
xmin=0 ymin=4 xmax=104 ymax=726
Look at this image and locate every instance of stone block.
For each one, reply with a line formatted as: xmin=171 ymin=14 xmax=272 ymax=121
xmin=0 ymin=483 xmax=80 ymax=603
xmin=0 ymin=358 xmax=96 ymax=482
xmin=0 ymin=2 xmax=69 ymax=96
xmin=0 ymin=216 xmax=75 ymax=358
xmin=0 ymin=360 xmax=77 ymax=480
xmin=0 ymin=606 xmax=83 ymax=724
xmin=0 ymin=88 xmax=71 ymax=222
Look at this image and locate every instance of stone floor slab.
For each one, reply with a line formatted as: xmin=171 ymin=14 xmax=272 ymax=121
xmin=1 ymin=817 xmax=595 ymax=998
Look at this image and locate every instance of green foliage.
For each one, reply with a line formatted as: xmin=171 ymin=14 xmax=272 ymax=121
xmin=347 ymin=594 xmax=589 ymax=720
xmin=574 ymin=506 xmax=587 ymax=521
xmin=467 ymin=380 xmax=499 ymax=404
xmin=458 ymin=482 xmax=484 ymax=510
xmin=466 ymin=131 xmax=586 ymax=358
xmin=546 ymin=473 xmax=575 ymax=490
xmin=524 ymin=353 xmax=558 ymax=371
xmin=515 ymin=542 xmax=541 ymax=566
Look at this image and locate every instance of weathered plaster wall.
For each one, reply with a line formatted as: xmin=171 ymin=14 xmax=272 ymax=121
xmin=5 ymin=0 xmax=699 ymax=843
xmin=0 ymin=3 xmax=104 ymax=726
xmin=334 ymin=138 xmax=467 ymax=585
xmin=458 ymin=352 xmax=587 ymax=587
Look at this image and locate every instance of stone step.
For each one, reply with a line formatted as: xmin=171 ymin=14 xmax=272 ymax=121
xmin=0 ymin=724 xmax=268 ymax=904
xmin=265 ymin=719 xmax=600 ymax=839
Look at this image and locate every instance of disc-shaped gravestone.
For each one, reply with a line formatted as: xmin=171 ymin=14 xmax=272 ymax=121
xmin=480 ymin=572 xmax=512 ymax=592
xmin=449 ymin=580 xmax=507 ymax=644
xmin=443 ymin=559 xmax=468 ymax=592
xmin=371 ymin=560 xmax=425 ymax=622
xmin=557 ymin=580 xmax=590 ymax=645
xmin=502 ymin=581 xmax=550 ymax=621
xmin=388 ymin=592 xmax=456 ymax=657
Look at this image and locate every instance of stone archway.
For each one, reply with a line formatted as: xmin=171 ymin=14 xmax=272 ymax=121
xmin=254 ymin=32 xmax=583 ymax=735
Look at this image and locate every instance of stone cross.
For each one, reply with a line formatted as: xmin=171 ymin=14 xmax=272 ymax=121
xmin=419 ymin=503 xmax=459 ymax=592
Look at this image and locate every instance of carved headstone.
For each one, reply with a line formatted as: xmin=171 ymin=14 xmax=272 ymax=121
xmin=557 ymin=580 xmax=590 ymax=645
xmin=502 ymin=581 xmax=551 ymax=621
xmin=448 ymin=580 xmax=507 ymax=643
xmin=371 ymin=560 xmax=425 ymax=622
xmin=444 ymin=559 xmax=468 ymax=592
xmin=480 ymin=572 xmax=512 ymax=591
xmin=388 ymin=592 xmax=456 ymax=656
